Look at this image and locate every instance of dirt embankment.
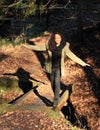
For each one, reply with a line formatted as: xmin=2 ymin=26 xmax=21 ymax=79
xmin=0 ymin=33 xmax=100 ymax=130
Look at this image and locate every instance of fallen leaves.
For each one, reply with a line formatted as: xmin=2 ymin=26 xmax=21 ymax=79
xmin=0 ymin=110 xmax=72 ymax=130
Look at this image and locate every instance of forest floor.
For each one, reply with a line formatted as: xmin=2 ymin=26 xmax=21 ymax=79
xmin=0 ymin=30 xmax=100 ymax=130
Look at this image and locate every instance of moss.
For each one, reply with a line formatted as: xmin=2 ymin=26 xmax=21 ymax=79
xmin=9 ymin=104 xmax=62 ymax=119
xmin=0 ymin=103 xmax=11 ymax=114
xmin=0 ymin=77 xmax=22 ymax=93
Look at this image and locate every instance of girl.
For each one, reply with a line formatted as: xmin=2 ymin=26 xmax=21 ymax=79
xmin=22 ymin=32 xmax=90 ymax=109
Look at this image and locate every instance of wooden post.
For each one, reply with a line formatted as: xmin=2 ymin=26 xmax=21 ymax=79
xmin=54 ymin=84 xmax=74 ymax=111
xmin=56 ymin=90 xmax=69 ymax=111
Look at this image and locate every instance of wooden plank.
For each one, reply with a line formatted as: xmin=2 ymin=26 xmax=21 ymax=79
xmin=9 ymin=81 xmax=43 ymax=105
xmin=55 ymin=90 xmax=69 ymax=111
xmin=10 ymin=89 xmax=34 ymax=105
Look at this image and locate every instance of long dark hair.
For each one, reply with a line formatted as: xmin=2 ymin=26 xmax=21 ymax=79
xmin=48 ymin=32 xmax=64 ymax=51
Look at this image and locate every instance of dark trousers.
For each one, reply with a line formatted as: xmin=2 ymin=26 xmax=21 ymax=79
xmin=50 ymin=68 xmax=61 ymax=107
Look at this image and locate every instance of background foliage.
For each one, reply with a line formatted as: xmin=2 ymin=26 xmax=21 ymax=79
xmin=0 ymin=0 xmax=100 ymax=41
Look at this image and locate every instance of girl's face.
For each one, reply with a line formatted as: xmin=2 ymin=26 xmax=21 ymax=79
xmin=54 ymin=34 xmax=62 ymax=45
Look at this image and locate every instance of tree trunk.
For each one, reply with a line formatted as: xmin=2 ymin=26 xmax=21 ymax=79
xmin=45 ymin=10 xmax=50 ymax=31
xmin=77 ymin=0 xmax=83 ymax=40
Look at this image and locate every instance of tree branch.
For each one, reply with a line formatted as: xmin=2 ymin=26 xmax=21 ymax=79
xmin=43 ymin=0 xmax=52 ymax=8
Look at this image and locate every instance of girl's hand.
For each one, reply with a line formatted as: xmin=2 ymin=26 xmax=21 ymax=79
xmin=83 ymin=64 xmax=92 ymax=71
xmin=85 ymin=63 xmax=91 ymax=67
xmin=82 ymin=63 xmax=91 ymax=67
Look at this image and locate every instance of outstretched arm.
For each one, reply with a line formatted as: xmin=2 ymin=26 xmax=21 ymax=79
xmin=22 ymin=44 xmax=47 ymax=51
xmin=65 ymin=43 xmax=90 ymax=67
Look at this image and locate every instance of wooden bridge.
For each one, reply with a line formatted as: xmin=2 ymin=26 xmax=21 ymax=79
xmin=9 ymin=80 xmax=74 ymax=111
